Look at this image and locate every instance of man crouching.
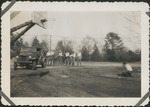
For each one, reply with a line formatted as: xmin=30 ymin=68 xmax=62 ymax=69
xmin=122 ymin=62 xmax=133 ymax=77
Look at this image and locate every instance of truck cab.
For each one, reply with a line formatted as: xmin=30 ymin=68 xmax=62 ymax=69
xmin=14 ymin=47 xmax=47 ymax=70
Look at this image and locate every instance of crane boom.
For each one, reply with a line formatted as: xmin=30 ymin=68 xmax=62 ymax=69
xmin=11 ymin=19 xmax=47 ymax=44
xmin=11 ymin=20 xmax=33 ymax=33
xmin=11 ymin=21 xmax=35 ymax=45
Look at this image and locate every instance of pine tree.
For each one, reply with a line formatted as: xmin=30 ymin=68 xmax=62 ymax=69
xmin=91 ymin=43 xmax=101 ymax=61
xmin=32 ymin=37 xmax=40 ymax=48
xmin=104 ymin=32 xmax=124 ymax=61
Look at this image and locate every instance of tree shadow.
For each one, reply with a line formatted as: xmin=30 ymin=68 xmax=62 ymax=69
xmin=27 ymin=71 xmax=49 ymax=77
xmin=11 ymin=71 xmax=49 ymax=79
xmin=117 ymin=72 xmax=132 ymax=77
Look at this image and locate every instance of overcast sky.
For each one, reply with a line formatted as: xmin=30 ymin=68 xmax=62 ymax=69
xmin=11 ymin=11 xmax=141 ymax=51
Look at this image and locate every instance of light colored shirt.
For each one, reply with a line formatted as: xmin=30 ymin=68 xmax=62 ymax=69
xmin=58 ymin=52 xmax=63 ymax=56
xmin=70 ymin=53 xmax=76 ymax=57
xmin=65 ymin=52 xmax=70 ymax=57
xmin=47 ymin=51 xmax=54 ymax=56
xmin=125 ymin=64 xmax=133 ymax=72
xmin=77 ymin=52 xmax=82 ymax=57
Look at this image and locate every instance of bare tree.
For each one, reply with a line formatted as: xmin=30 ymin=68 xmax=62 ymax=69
xmin=81 ymin=36 xmax=96 ymax=55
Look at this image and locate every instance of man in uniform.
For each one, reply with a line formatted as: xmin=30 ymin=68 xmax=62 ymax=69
xmin=76 ymin=51 xmax=82 ymax=66
xmin=70 ymin=51 xmax=76 ymax=66
xmin=122 ymin=62 xmax=133 ymax=77
xmin=46 ymin=50 xmax=54 ymax=66
xmin=58 ymin=51 xmax=63 ymax=65
xmin=65 ymin=51 xmax=70 ymax=66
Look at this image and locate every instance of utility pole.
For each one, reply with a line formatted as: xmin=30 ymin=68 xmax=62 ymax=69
xmin=49 ymin=35 xmax=52 ymax=52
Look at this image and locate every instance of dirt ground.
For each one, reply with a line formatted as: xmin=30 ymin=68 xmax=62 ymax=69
xmin=11 ymin=61 xmax=141 ymax=97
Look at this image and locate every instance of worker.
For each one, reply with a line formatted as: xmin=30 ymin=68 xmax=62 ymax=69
xmin=70 ymin=51 xmax=76 ymax=66
xmin=76 ymin=51 xmax=82 ymax=66
xmin=122 ymin=62 xmax=133 ymax=77
xmin=53 ymin=51 xmax=59 ymax=66
xmin=65 ymin=52 xmax=70 ymax=66
xmin=46 ymin=51 xmax=54 ymax=66
xmin=58 ymin=51 xmax=63 ymax=65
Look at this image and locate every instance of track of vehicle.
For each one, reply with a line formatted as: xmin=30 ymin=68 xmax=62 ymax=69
xmin=11 ymin=62 xmax=141 ymax=97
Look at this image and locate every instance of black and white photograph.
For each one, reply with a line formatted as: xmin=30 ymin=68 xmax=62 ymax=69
xmin=10 ymin=11 xmax=141 ymax=97
xmin=1 ymin=2 xmax=149 ymax=106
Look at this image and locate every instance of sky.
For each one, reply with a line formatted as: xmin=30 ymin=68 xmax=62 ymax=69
xmin=11 ymin=11 xmax=141 ymax=51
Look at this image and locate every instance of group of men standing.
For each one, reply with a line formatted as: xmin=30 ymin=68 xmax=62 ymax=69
xmin=46 ymin=51 xmax=82 ymax=66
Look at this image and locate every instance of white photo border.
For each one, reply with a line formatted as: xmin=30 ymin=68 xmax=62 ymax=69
xmin=1 ymin=2 xmax=149 ymax=106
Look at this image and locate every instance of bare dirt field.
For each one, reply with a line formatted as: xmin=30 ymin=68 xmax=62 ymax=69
xmin=11 ymin=61 xmax=141 ymax=97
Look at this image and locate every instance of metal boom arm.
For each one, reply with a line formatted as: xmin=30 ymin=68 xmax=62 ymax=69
xmin=11 ymin=20 xmax=33 ymax=33
xmin=11 ymin=23 xmax=35 ymax=45
xmin=11 ymin=18 xmax=47 ymax=44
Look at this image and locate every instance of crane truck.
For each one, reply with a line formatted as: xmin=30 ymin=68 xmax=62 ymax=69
xmin=11 ymin=12 xmax=47 ymax=70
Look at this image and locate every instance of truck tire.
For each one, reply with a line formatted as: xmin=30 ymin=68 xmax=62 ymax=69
xmin=42 ymin=60 xmax=46 ymax=68
xmin=26 ymin=64 xmax=31 ymax=69
xmin=32 ymin=61 xmax=37 ymax=70
xmin=14 ymin=63 xmax=17 ymax=70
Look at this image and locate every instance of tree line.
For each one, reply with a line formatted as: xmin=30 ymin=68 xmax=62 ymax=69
xmin=11 ymin=32 xmax=141 ymax=62
xmin=77 ymin=32 xmax=140 ymax=62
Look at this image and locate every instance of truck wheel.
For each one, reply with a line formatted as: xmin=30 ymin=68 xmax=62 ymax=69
xmin=42 ymin=60 xmax=46 ymax=68
xmin=26 ymin=64 xmax=31 ymax=69
xmin=32 ymin=61 xmax=37 ymax=70
xmin=14 ymin=63 xmax=17 ymax=70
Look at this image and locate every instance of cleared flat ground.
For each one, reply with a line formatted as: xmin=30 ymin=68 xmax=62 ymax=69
xmin=11 ymin=61 xmax=141 ymax=97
